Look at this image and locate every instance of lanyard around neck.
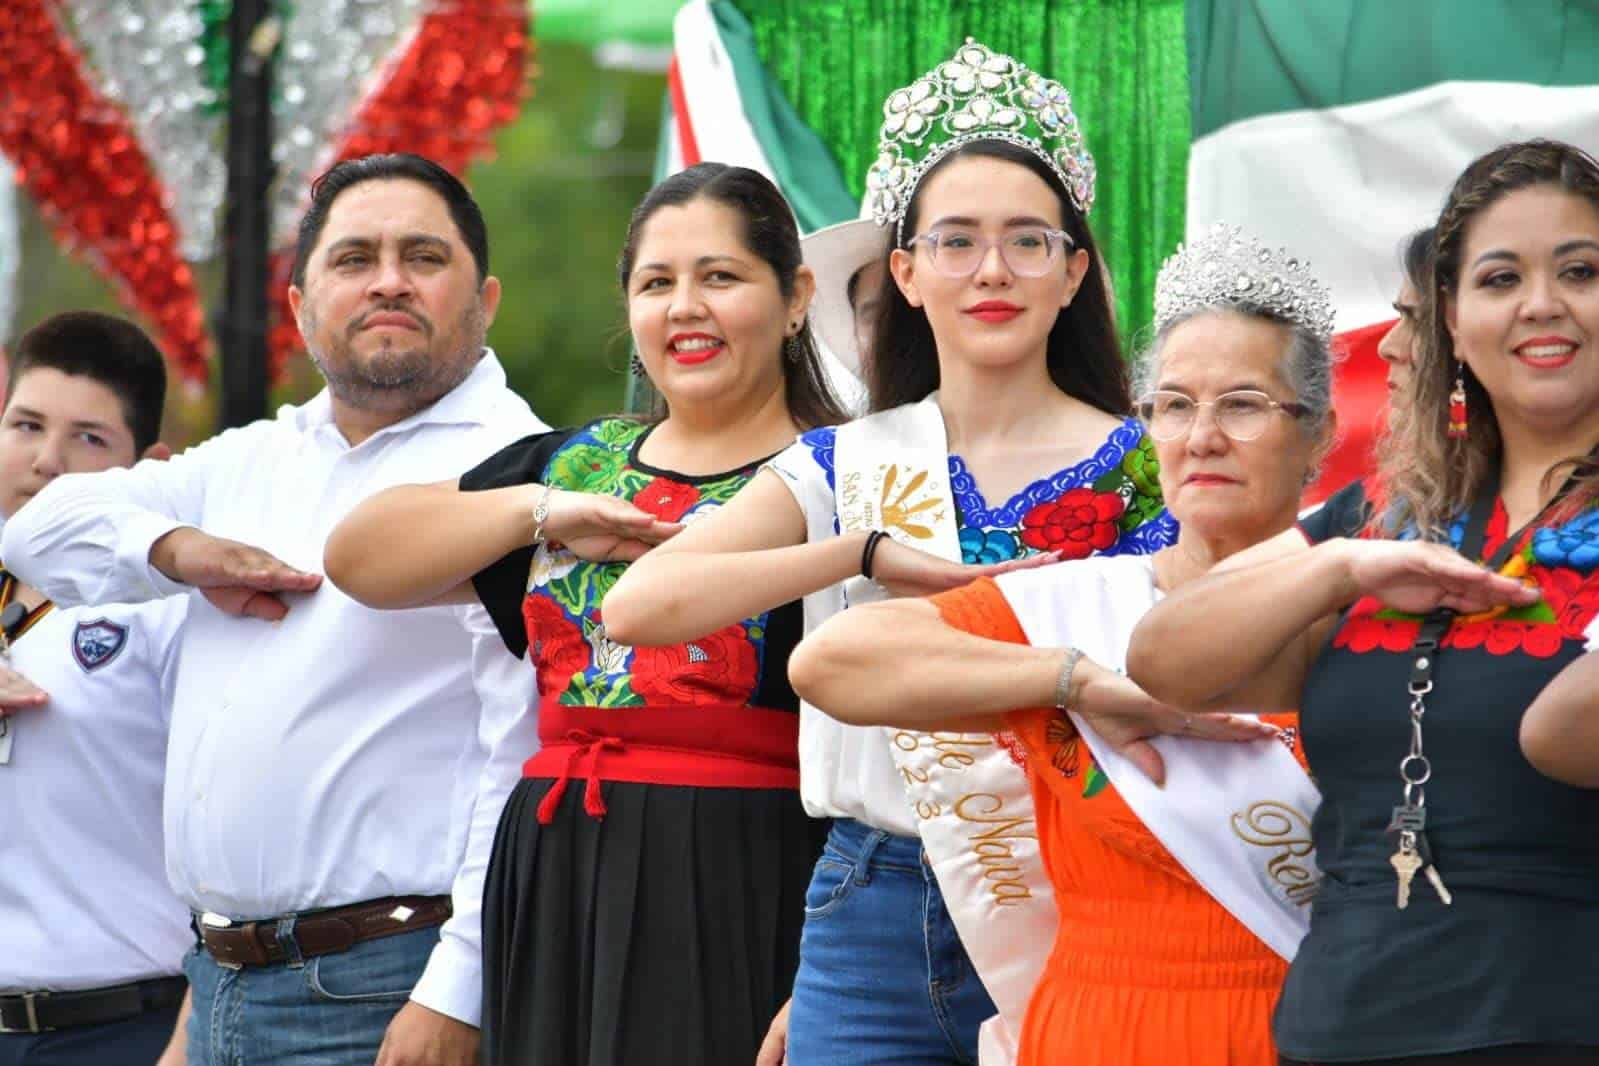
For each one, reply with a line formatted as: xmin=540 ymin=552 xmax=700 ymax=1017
xmin=0 ymin=569 xmax=54 ymax=646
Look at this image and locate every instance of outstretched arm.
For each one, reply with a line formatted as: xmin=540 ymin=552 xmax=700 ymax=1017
xmin=325 ymin=480 xmax=679 ymax=610
xmin=603 ymin=469 xmax=1060 ymax=647
xmin=1129 ymin=538 xmax=1539 ymax=710
xmin=791 ymin=588 xmax=1275 ymax=784
xmin=602 ymin=469 xmax=853 ymax=646
xmin=790 ymin=595 xmax=1065 ymax=732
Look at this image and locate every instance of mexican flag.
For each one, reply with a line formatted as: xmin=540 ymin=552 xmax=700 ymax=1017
xmin=659 ymin=0 xmax=855 ymax=232
xmin=1186 ymin=0 xmax=1599 ymax=499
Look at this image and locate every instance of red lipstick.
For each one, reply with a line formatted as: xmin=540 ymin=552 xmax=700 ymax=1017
xmin=1511 ymin=334 xmax=1579 ymax=370
xmin=963 ymin=300 xmax=1023 ymax=324
xmin=667 ymin=331 xmax=725 ymax=366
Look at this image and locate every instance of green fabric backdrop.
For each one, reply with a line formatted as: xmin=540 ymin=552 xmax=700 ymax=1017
xmin=732 ymin=0 xmax=1193 ymax=341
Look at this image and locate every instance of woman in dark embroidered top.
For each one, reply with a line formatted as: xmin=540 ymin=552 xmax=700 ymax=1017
xmin=1130 ymin=139 xmax=1599 ymax=1064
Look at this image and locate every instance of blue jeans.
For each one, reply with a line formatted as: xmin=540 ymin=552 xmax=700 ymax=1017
xmin=786 ymin=819 xmax=997 ymax=1065
xmin=184 ymin=922 xmax=437 ymax=1066
xmin=0 ymin=1005 xmax=179 ymax=1065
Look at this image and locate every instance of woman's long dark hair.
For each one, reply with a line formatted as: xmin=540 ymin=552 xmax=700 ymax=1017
xmin=618 ymin=163 xmax=848 ymax=430
xmin=864 ymin=140 xmax=1129 ymax=416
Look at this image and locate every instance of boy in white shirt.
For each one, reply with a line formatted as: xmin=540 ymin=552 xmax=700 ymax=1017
xmin=0 ymin=311 xmax=190 ymax=1065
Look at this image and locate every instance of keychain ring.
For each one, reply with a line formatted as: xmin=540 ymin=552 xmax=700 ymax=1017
xmin=1399 ymin=753 xmax=1432 ymax=786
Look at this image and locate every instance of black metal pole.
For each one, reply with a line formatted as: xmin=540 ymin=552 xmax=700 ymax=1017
xmin=219 ymin=1 xmax=275 ymax=428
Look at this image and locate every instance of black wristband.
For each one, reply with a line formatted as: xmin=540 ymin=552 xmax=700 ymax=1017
xmin=861 ymin=530 xmax=889 ymax=580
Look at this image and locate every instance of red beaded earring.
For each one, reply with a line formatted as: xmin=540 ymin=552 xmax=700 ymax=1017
xmin=1447 ymin=361 xmax=1468 ymax=440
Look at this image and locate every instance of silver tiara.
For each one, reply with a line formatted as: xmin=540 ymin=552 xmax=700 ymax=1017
xmin=863 ymin=39 xmax=1096 ymax=243
xmin=1154 ymin=224 xmax=1336 ymax=343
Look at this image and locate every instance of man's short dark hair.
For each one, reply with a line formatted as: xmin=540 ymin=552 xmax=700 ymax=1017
xmin=7 ymin=311 xmax=167 ymax=453
xmin=291 ymin=154 xmax=490 ymax=289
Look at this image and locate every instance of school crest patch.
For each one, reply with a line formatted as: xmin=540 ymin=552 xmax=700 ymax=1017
xmin=73 ymin=619 xmax=128 ymax=672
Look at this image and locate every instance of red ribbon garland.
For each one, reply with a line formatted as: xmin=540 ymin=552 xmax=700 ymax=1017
xmin=0 ymin=0 xmax=211 ymax=384
xmin=266 ymin=1 xmax=533 ymax=381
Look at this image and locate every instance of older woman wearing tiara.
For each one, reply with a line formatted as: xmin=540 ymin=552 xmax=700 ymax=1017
xmin=792 ymin=225 xmax=1337 ymax=1065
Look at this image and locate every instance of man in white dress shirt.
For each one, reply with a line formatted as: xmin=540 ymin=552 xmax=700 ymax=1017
xmin=0 ymin=312 xmax=190 ymax=1066
xmin=3 ymin=155 xmax=544 ymax=1066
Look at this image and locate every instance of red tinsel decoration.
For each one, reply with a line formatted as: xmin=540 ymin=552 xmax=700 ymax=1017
xmin=0 ymin=0 xmax=211 ymax=384
xmin=266 ymin=1 xmax=532 ymax=380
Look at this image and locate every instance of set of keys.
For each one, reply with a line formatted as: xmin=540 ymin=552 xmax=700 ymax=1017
xmin=1386 ymin=803 xmax=1452 ymax=909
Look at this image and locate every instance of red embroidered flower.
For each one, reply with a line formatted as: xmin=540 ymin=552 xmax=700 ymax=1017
xmin=1019 ymin=488 xmax=1125 ymax=558
xmin=1543 ymin=568 xmax=1599 ymax=639
xmin=633 ymin=476 xmax=700 ymax=522
xmin=1332 ymin=598 xmax=1418 ymax=653
xmin=1447 ymin=618 xmax=1567 ymax=659
xmin=523 ymin=594 xmax=589 ymax=700
xmin=632 ymin=623 xmax=760 ymax=705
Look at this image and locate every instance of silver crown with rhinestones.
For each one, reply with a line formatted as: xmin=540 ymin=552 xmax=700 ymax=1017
xmin=1153 ymin=224 xmax=1336 ymax=343
xmin=864 ymin=39 xmax=1096 ymax=242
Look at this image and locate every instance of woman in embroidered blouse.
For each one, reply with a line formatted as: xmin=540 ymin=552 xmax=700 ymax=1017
xmin=603 ymin=42 xmax=1185 ymax=1066
xmin=1130 ymin=140 xmax=1599 ymax=1064
xmin=787 ymin=227 xmax=1335 ymax=1066
xmin=324 ymin=164 xmax=848 ymax=1066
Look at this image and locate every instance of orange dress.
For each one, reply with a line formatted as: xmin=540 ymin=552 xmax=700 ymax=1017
xmin=932 ymin=578 xmax=1306 ymax=1066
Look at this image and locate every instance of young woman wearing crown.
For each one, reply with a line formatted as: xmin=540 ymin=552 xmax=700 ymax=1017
xmin=604 ymin=40 xmax=1246 ymax=1064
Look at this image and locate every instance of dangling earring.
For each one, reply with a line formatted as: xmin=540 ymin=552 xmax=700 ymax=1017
xmin=629 ymin=352 xmax=646 ymax=378
xmin=785 ymin=324 xmax=802 ymax=364
xmin=1447 ymin=360 xmax=1468 ymax=440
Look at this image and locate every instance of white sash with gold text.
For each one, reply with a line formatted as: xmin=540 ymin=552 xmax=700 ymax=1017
xmin=833 ymin=396 xmax=1056 ymax=1063
xmin=994 ymin=559 xmax=1321 ymax=962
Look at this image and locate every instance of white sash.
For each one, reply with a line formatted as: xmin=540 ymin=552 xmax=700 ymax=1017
xmin=834 ymin=396 xmax=1055 ymax=1062
xmin=995 ymin=562 xmax=1322 ymax=962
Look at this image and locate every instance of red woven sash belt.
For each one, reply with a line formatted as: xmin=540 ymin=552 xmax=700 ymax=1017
xmin=524 ymin=701 xmax=800 ymax=823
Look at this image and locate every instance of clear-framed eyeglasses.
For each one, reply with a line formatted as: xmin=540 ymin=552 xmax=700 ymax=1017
xmin=905 ymin=228 xmax=1076 ymax=278
xmin=1137 ymin=389 xmax=1312 ymax=442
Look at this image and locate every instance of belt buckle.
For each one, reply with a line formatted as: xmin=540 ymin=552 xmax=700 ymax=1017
xmin=199 ymin=911 xmax=247 ymax=971
xmin=0 ymin=991 xmax=48 ymax=1034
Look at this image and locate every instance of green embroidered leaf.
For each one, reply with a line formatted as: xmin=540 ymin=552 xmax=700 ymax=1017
xmin=699 ymin=475 xmax=747 ymax=505
xmin=547 ymin=566 xmax=600 ymax=616
xmin=562 ymin=672 xmax=594 ymax=705
xmin=590 ymin=417 xmax=645 ymax=448
xmin=1501 ymin=599 xmax=1557 ymax=623
xmin=605 ymin=677 xmax=646 ymax=707
xmin=1091 ymin=467 xmax=1127 ymax=495
xmin=614 ymin=468 xmax=653 ymax=499
xmin=1121 ymin=437 xmax=1162 ymax=498
xmin=1082 ymin=763 xmax=1109 ymax=798
xmin=549 ymin=443 xmax=625 ymax=494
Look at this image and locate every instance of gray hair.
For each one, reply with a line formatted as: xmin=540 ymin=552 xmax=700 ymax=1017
xmin=1133 ymin=303 xmax=1336 ymax=438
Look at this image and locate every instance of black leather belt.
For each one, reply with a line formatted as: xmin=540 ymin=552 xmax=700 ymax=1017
xmin=0 ymin=976 xmax=186 ymax=1035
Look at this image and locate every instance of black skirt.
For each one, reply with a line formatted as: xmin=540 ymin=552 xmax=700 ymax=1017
xmin=482 ymin=776 xmax=828 ymax=1066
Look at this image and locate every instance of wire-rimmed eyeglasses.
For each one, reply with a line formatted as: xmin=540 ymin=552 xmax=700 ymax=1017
xmin=1137 ymin=389 xmax=1312 ymax=442
xmin=904 ymin=228 xmax=1075 ymax=278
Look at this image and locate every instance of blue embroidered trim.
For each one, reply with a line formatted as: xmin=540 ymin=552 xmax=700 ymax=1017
xmin=799 ymin=425 xmax=838 ymax=493
xmin=948 ymin=417 xmax=1145 ymax=528
xmin=798 ymin=417 xmax=1173 ymax=549
xmin=1116 ymin=511 xmax=1181 ymax=555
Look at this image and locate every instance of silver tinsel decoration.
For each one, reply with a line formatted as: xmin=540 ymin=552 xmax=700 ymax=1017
xmin=269 ymin=0 xmax=426 ymax=248
xmin=0 ymin=154 xmax=17 ymax=346
xmin=57 ymin=1 xmax=225 ymax=261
